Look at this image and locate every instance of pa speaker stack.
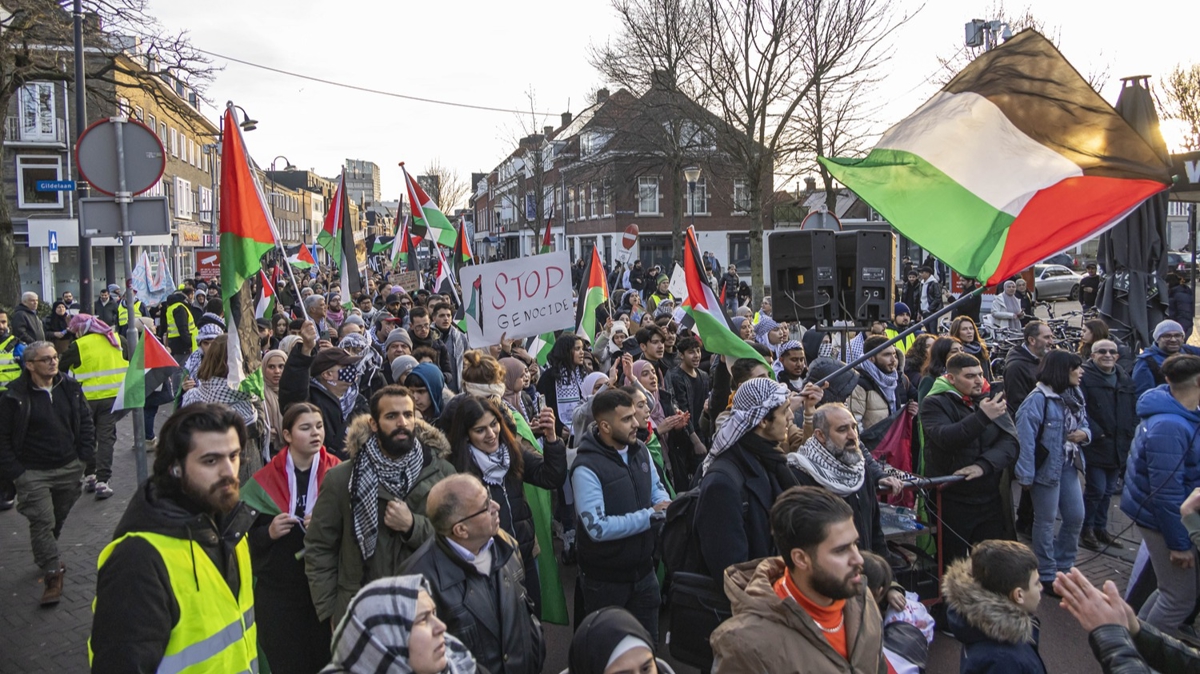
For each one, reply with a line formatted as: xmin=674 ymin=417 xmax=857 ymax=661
xmin=768 ymin=228 xmax=895 ymax=325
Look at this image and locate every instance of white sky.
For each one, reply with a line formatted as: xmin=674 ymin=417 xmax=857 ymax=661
xmin=147 ymin=0 xmax=1199 ymax=204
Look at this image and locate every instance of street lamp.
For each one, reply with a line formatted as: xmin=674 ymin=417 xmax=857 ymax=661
xmin=684 ymin=165 xmax=701 ymax=233
xmin=269 ymin=156 xmax=295 ymax=245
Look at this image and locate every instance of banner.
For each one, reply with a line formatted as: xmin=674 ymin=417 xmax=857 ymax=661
xmin=459 ymin=252 xmax=574 ymax=348
xmin=388 ymin=270 xmax=420 ymax=292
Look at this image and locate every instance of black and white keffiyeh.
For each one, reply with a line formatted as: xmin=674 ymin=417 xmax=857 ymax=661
xmin=552 ymin=366 xmax=587 ymax=424
xmin=471 ymin=443 xmax=511 ymax=486
xmin=182 ymin=378 xmax=260 ymax=427
xmin=324 ymin=575 xmax=476 ymax=674
xmin=703 ymin=378 xmax=789 ymax=476
xmin=788 ymin=435 xmax=865 ymax=496
xmin=349 ymin=433 xmax=426 ymax=561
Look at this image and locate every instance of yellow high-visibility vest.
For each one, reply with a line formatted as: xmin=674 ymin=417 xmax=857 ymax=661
xmin=0 ymin=335 xmax=19 ymax=390
xmin=72 ymin=333 xmax=128 ymax=401
xmin=166 ymin=302 xmax=198 ymax=353
xmin=89 ymin=531 xmax=257 ymax=674
xmin=116 ymin=300 xmax=143 ymax=329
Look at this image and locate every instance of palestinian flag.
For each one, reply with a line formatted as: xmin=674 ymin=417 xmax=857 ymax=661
xmin=401 ymin=163 xmax=457 ymax=248
xmin=317 ymin=173 xmax=346 ymax=262
xmin=433 ymin=245 xmax=460 ymax=303
xmin=528 ymin=333 xmax=554 ymax=367
xmin=112 ymin=330 xmax=178 ymax=412
xmin=241 ymin=448 xmax=341 ymax=517
xmin=540 ymin=213 xmax=554 ymax=254
xmin=682 ymin=227 xmax=771 ymax=371
xmin=390 ymin=213 xmax=409 ymax=268
xmin=819 ymin=30 xmax=1171 ymax=285
xmin=372 ymin=237 xmax=393 ymax=254
xmin=452 ymin=218 xmax=474 ymax=277
xmin=574 ymin=247 xmax=609 ymax=344
xmin=330 ymin=170 xmax=363 ymax=308
xmin=219 ymin=105 xmax=275 ymax=394
xmin=396 ymin=217 xmax=418 ymax=271
xmin=286 ymin=243 xmax=315 ymax=270
xmin=255 ymin=270 xmax=275 ymax=319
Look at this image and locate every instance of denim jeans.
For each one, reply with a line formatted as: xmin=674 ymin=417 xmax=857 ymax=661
xmin=1030 ymin=462 xmax=1084 ymax=581
xmin=1083 ymin=464 xmax=1120 ymax=531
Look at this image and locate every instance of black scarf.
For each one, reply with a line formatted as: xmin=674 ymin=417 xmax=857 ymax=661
xmin=739 ymin=432 xmax=798 ymax=490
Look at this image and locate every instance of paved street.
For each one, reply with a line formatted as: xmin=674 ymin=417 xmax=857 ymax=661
xmin=0 ymin=409 xmax=1145 ymax=674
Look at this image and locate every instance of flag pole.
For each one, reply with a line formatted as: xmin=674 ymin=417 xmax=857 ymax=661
xmin=260 ymin=189 xmax=311 ymax=322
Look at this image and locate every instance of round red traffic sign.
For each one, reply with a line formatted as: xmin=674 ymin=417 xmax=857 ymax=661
xmin=621 ymin=224 xmax=640 ymax=249
xmin=75 ymin=117 xmax=166 ymax=197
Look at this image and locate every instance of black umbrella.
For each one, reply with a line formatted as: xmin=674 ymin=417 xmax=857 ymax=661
xmin=1097 ymin=76 xmax=1172 ymax=351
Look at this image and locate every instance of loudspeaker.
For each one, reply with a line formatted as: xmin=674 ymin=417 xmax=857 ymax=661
xmin=769 ymin=230 xmax=837 ymax=324
xmin=835 ymin=230 xmax=895 ymax=322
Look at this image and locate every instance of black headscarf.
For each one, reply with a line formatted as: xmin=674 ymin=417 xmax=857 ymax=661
xmin=569 ymin=607 xmax=655 ymax=674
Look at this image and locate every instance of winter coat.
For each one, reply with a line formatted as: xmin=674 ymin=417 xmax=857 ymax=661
xmin=1169 ymin=284 xmax=1196 ymax=328
xmin=990 ymin=294 xmax=1023 ymax=332
xmin=0 ymin=371 xmax=94 ymax=480
xmin=942 ymin=558 xmax=1047 ymax=674
xmin=303 ymin=415 xmax=457 ymax=625
xmin=1080 ymin=361 xmax=1138 ymax=470
xmin=1087 ymin=622 xmax=1200 ymax=674
xmin=720 ymin=272 xmax=739 ymax=299
xmin=12 ymin=303 xmax=43 ymax=344
xmin=791 ymin=456 xmax=888 ymax=557
xmin=1004 ymin=345 xmax=1041 ymax=417
xmin=278 ymin=342 xmax=370 ymax=460
xmin=1133 ymin=345 xmax=1200 ymax=397
xmin=440 ymin=325 xmax=469 ymax=393
xmin=920 ymin=376 xmax=1018 ymax=505
xmin=403 ymin=531 xmax=544 ymax=674
xmin=1120 ymin=386 xmax=1200 ymax=552
xmin=90 ymin=481 xmax=258 ymax=674
xmin=410 ymin=329 xmax=454 ymax=381
xmin=1015 ymin=385 xmax=1091 ymax=487
xmin=919 ymin=278 xmax=943 ymax=316
xmin=709 ymin=558 xmax=887 ymax=674
xmin=848 ymin=369 xmax=913 ymax=433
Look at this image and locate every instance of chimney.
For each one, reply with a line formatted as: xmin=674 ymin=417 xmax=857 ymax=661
xmin=804 ymin=176 xmax=817 ymax=193
xmin=595 ymin=88 xmax=610 ymax=104
xmin=561 ymin=111 xmax=572 ymax=126
xmin=544 ymin=126 xmax=554 ymax=136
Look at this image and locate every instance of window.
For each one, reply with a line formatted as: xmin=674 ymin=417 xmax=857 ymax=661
xmin=174 ymin=177 xmax=193 ymax=218
xmin=729 ymin=233 xmax=751 ymax=274
xmin=145 ymin=178 xmax=165 ymax=197
xmin=589 ymin=182 xmax=599 ymax=218
xmin=158 ymin=121 xmax=167 ymax=142
xmin=18 ymin=82 xmax=56 ymax=141
xmin=16 ymin=155 xmax=63 ymax=209
xmin=198 ymin=186 xmax=213 ymax=223
xmin=603 ymin=180 xmax=613 ymax=217
xmin=686 ymin=178 xmax=708 ymax=215
xmin=147 ymin=114 xmax=157 ymax=137
xmin=638 ymin=176 xmax=660 ymax=215
xmin=733 ymin=179 xmax=751 ymax=213
xmin=133 ymin=106 xmax=144 ymax=122
xmin=576 ymin=185 xmax=585 ymax=219
xmin=566 ymin=187 xmax=575 ymax=221
xmin=169 ymin=128 xmax=178 ymax=157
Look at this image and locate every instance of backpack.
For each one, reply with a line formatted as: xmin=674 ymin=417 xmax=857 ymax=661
xmin=659 ymin=459 xmax=744 ymax=577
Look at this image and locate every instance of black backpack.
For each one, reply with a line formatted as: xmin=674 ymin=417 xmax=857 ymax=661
xmin=659 ymin=459 xmax=743 ymax=577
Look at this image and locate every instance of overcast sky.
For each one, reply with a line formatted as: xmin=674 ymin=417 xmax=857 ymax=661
xmin=147 ymin=0 xmax=1199 ymax=205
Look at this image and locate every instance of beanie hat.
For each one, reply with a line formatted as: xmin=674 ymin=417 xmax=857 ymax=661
xmin=893 ymin=302 xmax=911 ymax=317
xmin=1154 ymin=320 xmax=1186 ymax=340
xmin=384 ymin=328 xmax=412 ymax=351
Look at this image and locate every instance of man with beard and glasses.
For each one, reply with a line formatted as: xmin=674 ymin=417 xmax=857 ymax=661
xmin=304 ymin=385 xmax=456 ymax=627
xmin=787 ymin=403 xmax=903 ymax=556
xmin=710 ymin=486 xmax=886 ymax=673
xmin=89 ymin=404 xmax=258 ymax=673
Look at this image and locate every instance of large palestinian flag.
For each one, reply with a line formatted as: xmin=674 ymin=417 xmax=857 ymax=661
xmin=401 ymin=164 xmax=457 ymax=248
xmin=574 ymin=246 xmax=609 ymax=344
xmin=112 ymin=330 xmax=178 ymax=412
xmin=241 ymin=448 xmax=340 ymax=517
xmin=682 ymin=227 xmax=771 ymax=370
xmin=819 ymin=30 xmax=1171 ymax=285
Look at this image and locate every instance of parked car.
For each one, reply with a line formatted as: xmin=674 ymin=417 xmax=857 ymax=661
xmin=1033 ymin=264 xmax=1082 ymax=301
xmin=1042 ymin=252 xmax=1079 ymax=269
xmin=1166 ymin=251 xmax=1197 ymax=280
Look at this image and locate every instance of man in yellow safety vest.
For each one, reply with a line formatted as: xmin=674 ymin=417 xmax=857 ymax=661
xmin=90 ymin=404 xmax=258 ymax=673
xmin=59 ymin=315 xmax=128 ymax=500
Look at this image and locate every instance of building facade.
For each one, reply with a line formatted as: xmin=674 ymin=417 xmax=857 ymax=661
xmin=344 ymin=158 xmax=381 ymax=208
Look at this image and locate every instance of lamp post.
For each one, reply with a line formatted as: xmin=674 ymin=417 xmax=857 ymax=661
xmin=269 ymin=155 xmax=296 ymax=247
xmin=684 ymin=166 xmax=701 ymax=258
xmin=204 ymin=105 xmax=256 ymax=244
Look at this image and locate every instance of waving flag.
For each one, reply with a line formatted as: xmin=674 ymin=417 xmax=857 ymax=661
xmin=390 ymin=213 xmax=409 ymax=268
xmin=328 ymin=170 xmax=363 ymax=307
xmin=682 ymin=227 xmax=771 ymax=370
xmin=112 ymin=330 xmax=178 ymax=412
xmin=540 ymin=213 xmax=554 ymax=254
xmin=452 ymin=218 xmax=475 ymax=277
xmin=286 ymin=243 xmax=315 ymax=270
xmin=317 ymin=173 xmax=346 ymax=262
xmin=255 ymin=270 xmax=276 ymax=319
xmin=401 ymin=164 xmax=457 ymax=248
xmin=819 ymin=30 xmax=1171 ymax=284
xmin=395 ymin=217 xmax=418 ymax=270
xmin=574 ymin=247 xmax=609 ymax=344
xmin=218 ymin=105 xmax=275 ymax=393
xmin=528 ymin=333 xmax=555 ymax=367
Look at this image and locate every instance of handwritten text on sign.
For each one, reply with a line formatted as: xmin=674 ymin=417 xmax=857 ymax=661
xmin=459 ymin=251 xmax=575 ymax=348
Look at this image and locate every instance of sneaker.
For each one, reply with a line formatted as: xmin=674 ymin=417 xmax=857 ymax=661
xmin=146 ymin=437 xmax=156 ymax=453
xmin=94 ymin=481 xmax=114 ymax=500
xmin=40 ymin=563 xmax=65 ymax=607
xmin=82 ymin=474 xmax=97 ymax=493
xmin=1080 ymin=529 xmax=1101 ymax=551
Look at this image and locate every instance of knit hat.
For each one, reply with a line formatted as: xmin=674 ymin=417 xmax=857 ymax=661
xmin=196 ymin=323 xmax=223 ymax=343
xmin=1154 ymin=320 xmax=1186 ymax=340
xmin=656 ymin=274 xmax=669 ymax=285
xmin=390 ymin=355 xmax=419 ymax=383
xmin=106 ymin=284 xmax=120 ymax=294
xmin=893 ymin=302 xmax=911 ymax=317
xmin=806 ymin=357 xmax=860 ymax=401
xmin=342 ymin=315 xmax=366 ymax=329
xmin=383 ymin=328 xmax=412 ymax=351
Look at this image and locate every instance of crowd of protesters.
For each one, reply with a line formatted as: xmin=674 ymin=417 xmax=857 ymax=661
xmin=4 ymin=254 xmax=1200 ymax=674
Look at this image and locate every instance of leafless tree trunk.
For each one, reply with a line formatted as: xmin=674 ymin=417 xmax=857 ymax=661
xmin=1160 ymin=63 xmax=1200 ymax=153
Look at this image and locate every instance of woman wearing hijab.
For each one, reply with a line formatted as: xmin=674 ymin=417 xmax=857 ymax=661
xmin=262 ymin=349 xmax=287 ymax=456
xmin=45 ymin=300 xmax=72 ymax=352
xmin=243 ymin=402 xmax=340 ymax=674
xmin=406 ymin=363 xmax=446 ymax=424
xmin=340 ymin=332 xmax=386 ymax=397
xmin=564 ymin=606 xmax=676 ymax=674
xmin=181 ymin=335 xmax=267 ymax=481
xmin=592 ymin=320 xmax=630 ymax=372
xmin=990 ymin=280 xmax=1025 ymax=333
xmin=537 ymin=334 xmax=593 ymax=440
xmin=323 ymin=575 xmax=477 ymax=674
xmin=501 ymin=356 xmax=540 ymax=424
xmin=446 ymin=396 xmax=566 ymax=617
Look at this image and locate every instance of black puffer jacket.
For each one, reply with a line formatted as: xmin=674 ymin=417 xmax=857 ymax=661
xmin=90 ymin=481 xmax=258 ymax=674
xmin=920 ymin=382 xmax=1018 ymax=505
xmin=1087 ymin=623 xmax=1200 ymax=674
xmin=1004 ymin=345 xmax=1041 ymax=417
xmin=278 ymin=342 xmax=369 ymax=459
xmin=402 ymin=532 xmax=545 ymax=674
xmin=1080 ymin=360 xmax=1138 ymax=470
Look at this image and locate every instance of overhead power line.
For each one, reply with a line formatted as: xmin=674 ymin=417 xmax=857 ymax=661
xmin=193 ymin=46 xmax=555 ymax=117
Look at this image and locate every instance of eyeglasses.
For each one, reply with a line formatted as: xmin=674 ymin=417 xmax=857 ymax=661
xmin=453 ymin=500 xmax=494 ymax=527
xmin=1093 ymin=349 xmax=1118 ymax=355
xmin=30 ymin=355 xmax=59 ymax=364
xmin=1161 ymin=334 xmax=1185 ymax=340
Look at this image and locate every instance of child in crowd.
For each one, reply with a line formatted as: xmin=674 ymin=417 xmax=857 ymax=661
xmin=942 ymin=540 xmax=1048 ymax=674
xmin=861 ymin=551 xmax=932 ymax=674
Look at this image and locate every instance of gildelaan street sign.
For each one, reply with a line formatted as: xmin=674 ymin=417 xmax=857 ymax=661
xmin=35 ymin=180 xmax=76 ymax=192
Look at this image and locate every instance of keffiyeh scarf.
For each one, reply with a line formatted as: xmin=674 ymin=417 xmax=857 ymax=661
xmin=703 ymin=378 xmax=789 ymax=476
xmin=861 ymin=360 xmax=899 ymax=412
xmin=788 ymin=435 xmax=865 ymax=496
xmin=755 ymin=317 xmax=781 ymax=357
xmin=349 ymin=433 xmax=426 ymax=561
xmin=552 ymin=366 xmax=587 ymax=425
xmin=67 ymin=314 xmax=119 ymax=348
xmin=184 ymin=378 xmax=260 ymax=427
xmin=471 ymin=443 xmax=511 ymax=486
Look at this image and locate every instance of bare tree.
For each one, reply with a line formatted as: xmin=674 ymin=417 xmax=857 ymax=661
xmin=1159 ymin=63 xmax=1200 ymax=152
xmin=419 ymin=158 xmax=470 ymax=212
xmin=695 ymin=0 xmax=903 ymax=302
xmin=0 ymin=0 xmax=214 ymax=299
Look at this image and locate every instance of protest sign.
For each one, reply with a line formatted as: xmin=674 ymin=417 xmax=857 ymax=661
xmin=388 ymin=270 xmax=420 ymax=292
xmin=459 ymin=251 xmax=575 ymax=348
xmin=668 ymin=263 xmax=687 ymax=301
